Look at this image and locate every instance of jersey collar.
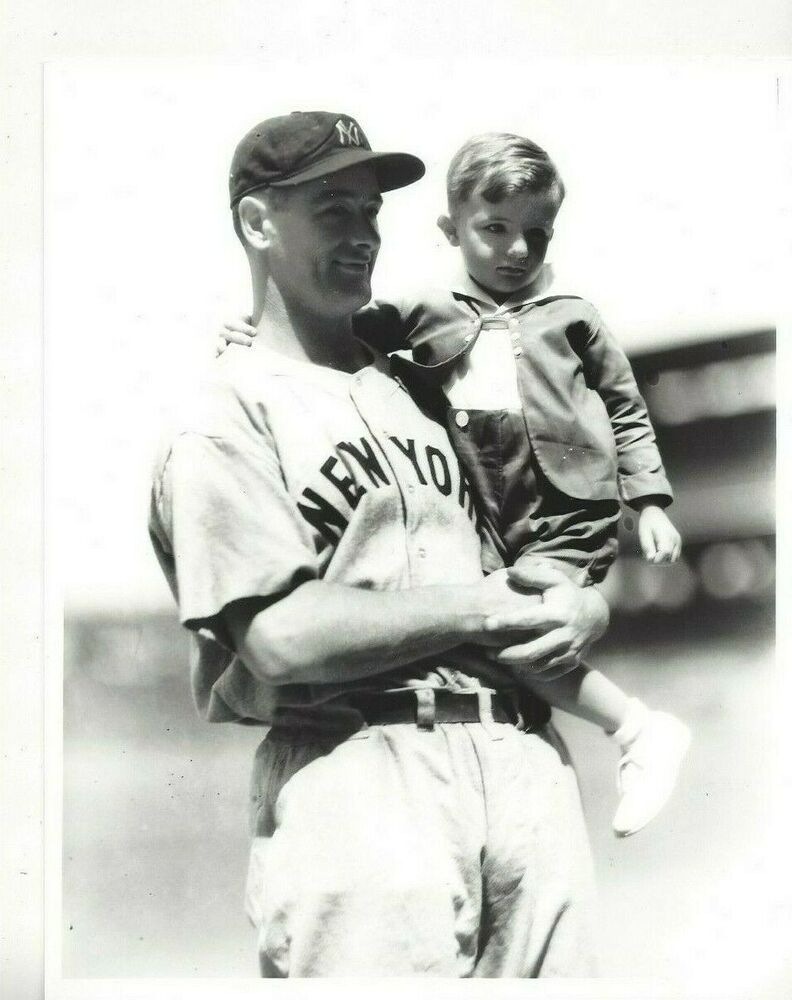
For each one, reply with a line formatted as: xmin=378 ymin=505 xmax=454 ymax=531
xmin=240 ymin=331 xmax=391 ymax=384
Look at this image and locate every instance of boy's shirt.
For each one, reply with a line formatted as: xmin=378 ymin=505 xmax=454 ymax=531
xmin=437 ymin=265 xmax=554 ymax=411
xmin=354 ymin=264 xmax=672 ymax=509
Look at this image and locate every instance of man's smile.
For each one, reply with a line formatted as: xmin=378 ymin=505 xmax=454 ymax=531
xmin=333 ymin=259 xmax=372 ymax=275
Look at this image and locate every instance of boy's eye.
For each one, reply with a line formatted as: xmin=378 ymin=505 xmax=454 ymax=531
xmin=484 ymin=223 xmax=506 ymax=234
xmin=526 ymin=230 xmax=550 ymax=250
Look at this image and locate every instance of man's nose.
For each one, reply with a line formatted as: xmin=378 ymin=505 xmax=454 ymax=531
xmin=352 ymin=213 xmax=380 ymax=253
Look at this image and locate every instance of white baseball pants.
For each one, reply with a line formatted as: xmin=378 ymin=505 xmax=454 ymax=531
xmin=245 ymin=719 xmax=597 ymax=977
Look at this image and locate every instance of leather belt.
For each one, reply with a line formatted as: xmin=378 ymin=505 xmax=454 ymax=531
xmin=348 ymin=687 xmax=551 ymax=732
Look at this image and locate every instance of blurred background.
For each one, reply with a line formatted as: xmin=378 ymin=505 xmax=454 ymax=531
xmin=51 ymin=60 xmax=783 ymax=989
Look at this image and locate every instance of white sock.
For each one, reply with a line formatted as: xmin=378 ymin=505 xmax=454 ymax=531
xmin=609 ymin=698 xmax=649 ymax=748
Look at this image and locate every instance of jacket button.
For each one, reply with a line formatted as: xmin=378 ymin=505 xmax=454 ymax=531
xmin=455 ymin=410 xmax=470 ymax=429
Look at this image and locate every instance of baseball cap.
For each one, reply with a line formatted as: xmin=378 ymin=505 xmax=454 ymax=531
xmin=229 ymin=111 xmax=426 ymax=208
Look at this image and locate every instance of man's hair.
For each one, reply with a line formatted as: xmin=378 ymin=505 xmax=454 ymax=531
xmin=232 ymin=186 xmax=291 ymax=246
xmin=446 ymin=133 xmax=565 ymax=215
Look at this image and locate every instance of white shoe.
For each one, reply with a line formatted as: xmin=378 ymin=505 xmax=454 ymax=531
xmin=611 ymin=701 xmax=691 ymax=838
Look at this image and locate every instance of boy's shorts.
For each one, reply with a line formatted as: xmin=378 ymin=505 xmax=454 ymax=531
xmin=447 ymin=408 xmax=620 ymax=585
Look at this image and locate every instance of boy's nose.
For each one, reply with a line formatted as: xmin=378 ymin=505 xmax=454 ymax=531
xmin=508 ymin=235 xmax=529 ymax=259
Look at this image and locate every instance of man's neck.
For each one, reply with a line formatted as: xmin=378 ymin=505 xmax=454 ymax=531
xmin=251 ymin=281 xmax=371 ymax=373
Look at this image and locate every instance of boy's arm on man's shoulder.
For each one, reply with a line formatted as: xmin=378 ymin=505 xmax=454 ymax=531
xmin=353 ymin=294 xmax=425 ymax=354
xmin=574 ymin=302 xmax=673 ymax=507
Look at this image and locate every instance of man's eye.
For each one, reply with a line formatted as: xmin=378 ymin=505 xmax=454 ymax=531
xmin=322 ymin=204 xmax=349 ymax=218
xmin=484 ymin=224 xmax=506 ymax=234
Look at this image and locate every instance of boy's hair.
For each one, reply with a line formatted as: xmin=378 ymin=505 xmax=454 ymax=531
xmin=446 ymin=133 xmax=565 ymax=215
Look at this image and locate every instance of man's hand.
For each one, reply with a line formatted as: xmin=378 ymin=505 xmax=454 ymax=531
xmin=483 ymin=561 xmax=610 ymax=682
xmin=215 ymin=315 xmax=257 ymax=357
xmin=638 ymin=505 xmax=682 ymax=564
xmin=474 ymin=568 xmax=543 ymax=643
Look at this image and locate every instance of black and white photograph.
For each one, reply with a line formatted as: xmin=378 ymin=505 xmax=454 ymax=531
xmin=1 ymin=4 xmax=790 ymax=998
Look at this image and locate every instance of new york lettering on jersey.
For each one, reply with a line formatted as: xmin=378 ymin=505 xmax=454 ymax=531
xmin=296 ymin=432 xmax=479 ymax=547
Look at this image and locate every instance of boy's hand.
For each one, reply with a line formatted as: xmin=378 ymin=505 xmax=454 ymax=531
xmin=215 ymin=315 xmax=256 ymax=357
xmin=637 ymin=505 xmax=682 ymax=564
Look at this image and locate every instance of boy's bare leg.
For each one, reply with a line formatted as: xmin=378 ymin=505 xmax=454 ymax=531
xmin=519 ymin=664 xmax=690 ymax=838
xmin=505 ymin=554 xmax=690 ymax=836
xmin=521 ymin=662 xmax=630 ymax=733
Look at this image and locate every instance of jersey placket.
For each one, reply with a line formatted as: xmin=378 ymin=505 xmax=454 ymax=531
xmin=347 ymin=366 xmax=430 ymax=587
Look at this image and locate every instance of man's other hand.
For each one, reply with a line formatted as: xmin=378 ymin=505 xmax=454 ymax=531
xmin=484 ymin=561 xmax=609 ymax=681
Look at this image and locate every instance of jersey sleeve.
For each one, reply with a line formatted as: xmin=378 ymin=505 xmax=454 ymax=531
xmin=150 ymin=427 xmax=320 ymax=648
xmin=576 ymin=306 xmax=673 ymax=508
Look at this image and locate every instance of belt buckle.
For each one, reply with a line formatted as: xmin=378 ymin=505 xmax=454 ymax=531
xmin=476 ymin=689 xmax=506 ymax=740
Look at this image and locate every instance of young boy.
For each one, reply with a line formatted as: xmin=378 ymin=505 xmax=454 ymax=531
xmin=219 ymin=132 xmax=690 ymax=837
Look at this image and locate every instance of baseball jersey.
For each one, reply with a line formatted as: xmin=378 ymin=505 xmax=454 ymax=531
xmin=149 ymin=340 xmax=514 ymax=727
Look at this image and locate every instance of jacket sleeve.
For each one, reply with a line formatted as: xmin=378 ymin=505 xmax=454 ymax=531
xmin=576 ymin=306 xmax=673 ymax=508
xmin=352 ymin=298 xmax=417 ymax=354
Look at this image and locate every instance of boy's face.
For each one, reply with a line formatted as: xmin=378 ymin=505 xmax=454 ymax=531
xmin=442 ymin=185 xmax=562 ymax=301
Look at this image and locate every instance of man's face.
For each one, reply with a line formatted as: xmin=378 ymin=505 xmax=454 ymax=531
xmin=449 ymin=186 xmax=561 ymax=301
xmin=266 ymin=164 xmax=383 ymax=318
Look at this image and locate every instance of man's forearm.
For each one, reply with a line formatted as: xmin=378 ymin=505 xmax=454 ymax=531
xmin=224 ymin=579 xmax=510 ymax=687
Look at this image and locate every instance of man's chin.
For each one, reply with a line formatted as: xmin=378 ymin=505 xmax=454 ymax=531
xmin=329 ymin=280 xmax=373 ymax=313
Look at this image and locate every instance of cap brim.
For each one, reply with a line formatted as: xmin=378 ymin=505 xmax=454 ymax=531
xmin=271 ymin=147 xmax=425 ymax=192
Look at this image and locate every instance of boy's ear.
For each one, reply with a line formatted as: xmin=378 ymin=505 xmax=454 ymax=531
xmin=437 ymin=214 xmax=459 ymax=247
xmin=238 ymin=194 xmax=274 ymax=251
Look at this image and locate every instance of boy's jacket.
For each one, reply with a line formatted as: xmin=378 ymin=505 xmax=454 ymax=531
xmin=354 ymin=289 xmax=673 ymax=507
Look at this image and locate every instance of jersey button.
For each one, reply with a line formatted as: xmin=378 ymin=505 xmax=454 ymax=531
xmin=454 ymin=410 xmax=470 ymax=429
xmin=417 ymin=547 xmax=426 ymax=558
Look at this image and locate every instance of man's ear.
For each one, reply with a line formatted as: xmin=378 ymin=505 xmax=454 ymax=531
xmin=437 ymin=214 xmax=459 ymax=247
xmin=238 ymin=194 xmax=273 ymax=251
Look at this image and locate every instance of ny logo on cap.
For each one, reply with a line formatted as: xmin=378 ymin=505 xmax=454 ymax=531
xmin=335 ymin=119 xmax=362 ymax=147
